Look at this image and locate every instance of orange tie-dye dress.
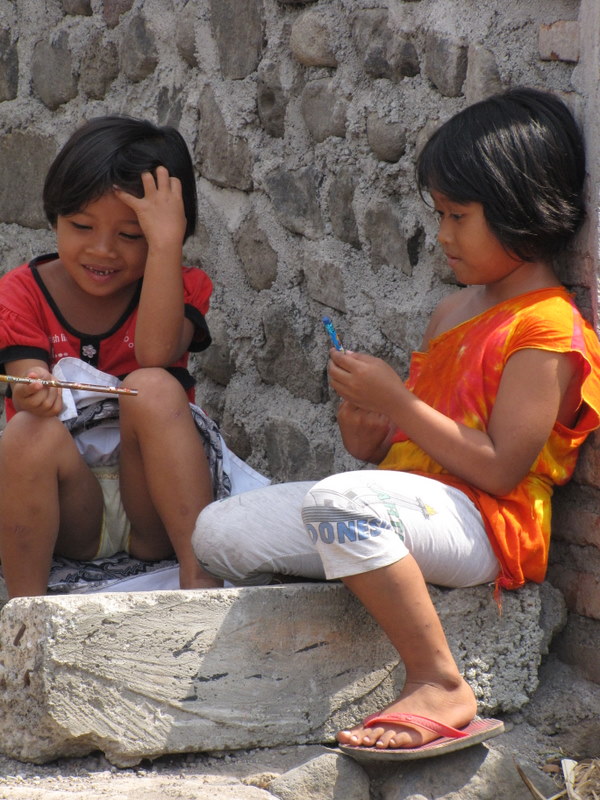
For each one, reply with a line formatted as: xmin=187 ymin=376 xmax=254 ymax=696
xmin=378 ymin=287 xmax=600 ymax=591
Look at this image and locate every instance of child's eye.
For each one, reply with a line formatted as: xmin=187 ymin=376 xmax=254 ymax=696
xmin=120 ymin=232 xmax=144 ymax=241
xmin=70 ymin=221 xmax=91 ymax=231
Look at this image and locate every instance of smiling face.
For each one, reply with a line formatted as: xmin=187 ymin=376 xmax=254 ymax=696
xmin=431 ymin=190 xmax=527 ymax=288
xmin=55 ymin=191 xmax=148 ymax=299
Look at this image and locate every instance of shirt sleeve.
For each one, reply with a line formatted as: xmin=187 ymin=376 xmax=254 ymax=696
xmin=0 ymin=267 xmax=51 ymax=369
xmin=507 ymin=300 xmax=600 ymax=435
xmin=182 ymin=266 xmax=213 ymax=352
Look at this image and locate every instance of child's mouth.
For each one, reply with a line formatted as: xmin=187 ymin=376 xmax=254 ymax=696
xmin=84 ymin=265 xmax=117 ymax=277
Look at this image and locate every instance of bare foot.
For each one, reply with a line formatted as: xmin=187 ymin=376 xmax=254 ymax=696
xmin=336 ymin=676 xmax=477 ymax=750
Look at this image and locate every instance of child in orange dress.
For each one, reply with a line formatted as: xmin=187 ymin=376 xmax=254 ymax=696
xmin=192 ymin=89 xmax=600 ymax=760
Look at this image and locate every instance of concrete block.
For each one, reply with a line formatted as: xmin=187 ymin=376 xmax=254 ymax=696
xmin=0 ymin=581 xmax=564 ymax=767
xmin=539 ymin=20 xmax=580 ymax=63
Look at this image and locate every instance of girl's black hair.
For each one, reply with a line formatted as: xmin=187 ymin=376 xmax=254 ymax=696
xmin=43 ymin=115 xmax=197 ymax=241
xmin=416 ymin=88 xmax=586 ymax=262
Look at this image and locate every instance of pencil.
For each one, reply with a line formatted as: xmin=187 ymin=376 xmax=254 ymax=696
xmin=0 ymin=374 xmax=138 ymax=396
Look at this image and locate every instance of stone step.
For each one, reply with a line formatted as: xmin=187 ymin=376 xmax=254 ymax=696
xmin=0 ymin=581 xmax=565 ymax=767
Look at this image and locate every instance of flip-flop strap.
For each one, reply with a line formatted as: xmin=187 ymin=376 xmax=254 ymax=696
xmin=363 ymin=712 xmax=469 ymax=739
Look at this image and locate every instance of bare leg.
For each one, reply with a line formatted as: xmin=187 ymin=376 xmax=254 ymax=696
xmin=337 ymin=555 xmax=477 ymax=749
xmin=118 ymin=368 xmax=221 ymax=589
xmin=0 ymin=413 xmax=103 ymax=598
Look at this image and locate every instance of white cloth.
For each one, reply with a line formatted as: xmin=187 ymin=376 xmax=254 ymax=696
xmin=193 ymin=471 xmax=500 ymax=588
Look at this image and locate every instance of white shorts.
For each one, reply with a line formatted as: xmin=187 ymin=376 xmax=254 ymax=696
xmin=91 ymin=466 xmax=131 ymax=559
xmin=193 ymin=470 xmax=500 ymax=588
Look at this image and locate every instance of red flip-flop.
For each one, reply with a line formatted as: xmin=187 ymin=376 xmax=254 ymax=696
xmin=337 ymin=713 xmax=505 ymax=762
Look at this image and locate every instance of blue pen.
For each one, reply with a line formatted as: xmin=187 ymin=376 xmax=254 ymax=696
xmin=322 ymin=316 xmax=344 ymax=352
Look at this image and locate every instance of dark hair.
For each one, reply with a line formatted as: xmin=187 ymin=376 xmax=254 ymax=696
xmin=416 ymin=88 xmax=586 ymax=262
xmin=43 ymin=115 xmax=198 ymax=241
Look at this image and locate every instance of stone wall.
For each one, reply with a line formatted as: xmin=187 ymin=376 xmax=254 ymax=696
xmin=1 ymin=0 xmax=599 ymax=677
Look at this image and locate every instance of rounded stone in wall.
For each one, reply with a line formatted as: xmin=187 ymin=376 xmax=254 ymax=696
xmin=352 ymin=10 xmax=419 ymax=82
xmin=0 ymin=29 xmax=18 ymax=102
xmin=0 ymin=131 xmax=56 ymax=228
xmin=300 ymin=79 xmax=347 ymax=143
xmin=328 ymin=167 xmax=360 ymax=249
xmin=257 ymin=61 xmax=288 ymax=139
xmin=31 ymin=31 xmax=78 ymax=110
xmin=197 ymin=85 xmax=254 ymax=192
xmin=366 ymin=114 xmax=407 ymax=163
xmin=119 ymin=12 xmax=159 ymax=83
xmin=364 ymin=200 xmax=412 ymax=275
xmin=102 ymin=0 xmax=135 ymax=29
xmin=234 ymin=211 xmax=278 ymax=292
xmin=61 ymin=0 xmax=92 ymax=15
xmin=256 ymin=301 xmax=326 ymax=404
xmin=210 ymin=0 xmax=265 ymax=80
xmin=194 ymin=309 xmax=235 ymax=387
xmin=290 ymin=10 xmax=337 ymax=68
xmin=263 ymin=165 xmax=324 ymax=240
xmin=176 ymin=2 xmax=198 ymax=67
xmin=264 ymin=418 xmax=334 ymax=482
xmin=463 ymin=44 xmax=503 ymax=104
xmin=424 ymin=32 xmax=467 ymax=97
xmin=79 ymin=32 xmax=119 ymax=100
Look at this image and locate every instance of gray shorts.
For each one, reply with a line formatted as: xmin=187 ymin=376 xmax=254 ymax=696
xmin=193 ymin=470 xmax=500 ymax=588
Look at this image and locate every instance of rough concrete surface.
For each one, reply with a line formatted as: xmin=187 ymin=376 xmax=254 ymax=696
xmin=0 ymin=581 xmax=564 ymax=767
xmin=0 ymin=720 xmax=568 ymax=800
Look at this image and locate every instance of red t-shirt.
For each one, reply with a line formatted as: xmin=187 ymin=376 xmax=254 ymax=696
xmin=0 ymin=255 xmax=213 ymax=418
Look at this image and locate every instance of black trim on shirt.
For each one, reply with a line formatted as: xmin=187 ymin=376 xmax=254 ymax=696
xmin=185 ymin=304 xmax=212 ymax=352
xmin=29 ymin=255 xmax=143 ymax=341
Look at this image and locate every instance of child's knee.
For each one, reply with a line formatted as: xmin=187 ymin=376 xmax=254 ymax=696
xmin=1 ymin=413 xmax=68 ymax=458
xmin=121 ymin=368 xmax=187 ymax=418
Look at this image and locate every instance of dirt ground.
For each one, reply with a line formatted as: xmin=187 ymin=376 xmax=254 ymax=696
xmin=0 ymin=744 xmax=330 ymax=800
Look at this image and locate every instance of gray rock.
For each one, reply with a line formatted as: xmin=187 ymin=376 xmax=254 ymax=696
xmin=61 ymin=0 xmax=92 ymax=14
xmin=301 ymin=79 xmax=347 ymax=143
xmin=0 ymin=582 xmax=564 ymax=766
xmin=290 ymin=11 xmax=337 ymax=68
xmin=424 ymin=33 xmax=467 ymax=97
xmin=463 ymin=45 xmax=503 ymax=104
xmin=366 ymin=115 xmax=407 ymax=163
xmin=235 ymin=211 xmax=278 ymax=291
xmin=195 ymin=309 xmax=236 ymax=386
xmin=263 ymin=166 xmax=324 ymax=239
xmin=264 ymin=418 xmax=334 ymax=481
xmin=303 ymin=254 xmax=346 ymax=312
xmin=376 ymin=746 xmax=557 ymax=800
xmin=257 ymin=62 xmax=288 ymax=138
xmin=79 ymin=31 xmax=119 ymax=100
xmin=197 ymin=85 xmax=254 ymax=191
xmin=0 ymin=29 xmax=18 ymax=102
xmin=364 ymin=201 xmax=411 ymax=275
xmin=328 ymin=167 xmax=360 ymax=249
xmin=176 ymin=2 xmax=198 ymax=67
xmin=120 ymin=12 xmax=159 ymax=83
xmin=0 ymin=132 xmax=57 ymax=228
xmin=352 ymin=10 xmax=419 ymax=81
xmin=31 ymin=30 xmax=78 ymax=110
xmin=210 ymin=0 xmax=264 ymax=80
xmin=522 ymin=656 xmax=600 ymax=759
xmin=553 ymin=612 xmax=600 ymax=683
xmin=102 ymin=0 xmax=134 ymax=29
xmin=256 ymin=300 xmax=326 ymax=403
xmin=269 ymin=752 xmax=369 ymax=800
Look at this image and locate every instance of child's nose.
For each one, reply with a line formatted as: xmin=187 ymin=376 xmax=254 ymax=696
xmin=86 ymin=233 xmax=117 ymax=258
xmin=437 ymin=218 xmax=453 ymax=247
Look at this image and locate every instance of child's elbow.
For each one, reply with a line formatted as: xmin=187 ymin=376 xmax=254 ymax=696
xmin=134 ymin=346 xmax=177 ymax=369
